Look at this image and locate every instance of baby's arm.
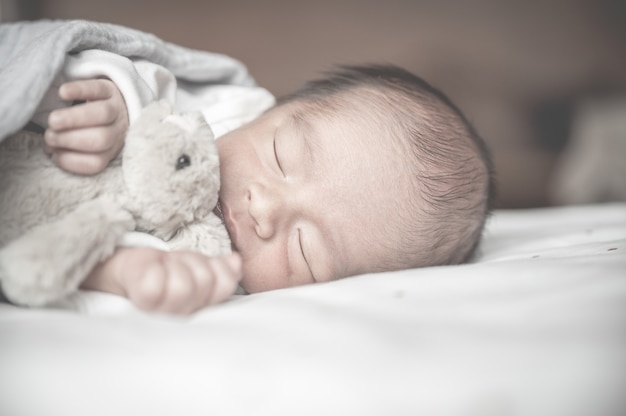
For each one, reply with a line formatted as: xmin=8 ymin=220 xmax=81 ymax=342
xmin=81 ymin=248 xmax=242 ymax=315
xmin=45 ymin=79 xmax=128 ymax=175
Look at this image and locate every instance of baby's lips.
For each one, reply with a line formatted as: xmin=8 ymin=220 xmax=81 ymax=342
xmin=213 ymin=200 xmax=225 ymax=223
xmin=218 ymin=199 xmax=240 ymax=253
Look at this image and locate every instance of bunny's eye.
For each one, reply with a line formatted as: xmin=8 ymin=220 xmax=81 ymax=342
xmin=176 ymin=154 xmax=191 ymax=170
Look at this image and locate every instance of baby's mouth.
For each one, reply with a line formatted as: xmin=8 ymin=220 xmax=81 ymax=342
xmin=214 ymin=199 xmax=237 ymax=251
xmin=214 ymin=199 xmax=225 ymax=224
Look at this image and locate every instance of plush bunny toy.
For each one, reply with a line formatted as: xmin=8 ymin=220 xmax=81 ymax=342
xmin=0 ymin=100 xmax=231 ymax=306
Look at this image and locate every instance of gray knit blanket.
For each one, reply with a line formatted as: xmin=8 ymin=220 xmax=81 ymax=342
xmin=0 ymin=19 xmax=255 ymax=141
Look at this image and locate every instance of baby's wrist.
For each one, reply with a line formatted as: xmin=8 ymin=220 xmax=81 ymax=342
xmin=80 ymin=248 xmax=130 ymax=297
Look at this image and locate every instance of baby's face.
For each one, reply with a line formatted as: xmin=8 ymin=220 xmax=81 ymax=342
xmin=216 ymin=101 xmax=408 ymax=293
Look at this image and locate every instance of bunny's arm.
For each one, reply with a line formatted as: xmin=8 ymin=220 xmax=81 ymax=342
xmin=165 ymin=214 xmax=232 ymax=258
xmin=0 ymin=197 xmax=134 ymax=306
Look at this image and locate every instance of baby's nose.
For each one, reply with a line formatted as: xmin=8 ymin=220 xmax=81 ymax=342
xmin=247 ymin=183 xmax=281 ymax=239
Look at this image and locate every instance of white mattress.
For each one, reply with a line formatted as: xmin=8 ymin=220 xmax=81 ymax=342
xmin=1 ymin=203 xmax=625 ymax=416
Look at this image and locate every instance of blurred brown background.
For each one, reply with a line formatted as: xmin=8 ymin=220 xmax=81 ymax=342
xmin=3 ymin=0 xmax=625 ymax=208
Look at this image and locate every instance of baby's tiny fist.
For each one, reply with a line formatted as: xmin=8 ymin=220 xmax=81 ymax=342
xmin=47 ymin=110 xmax=64 ymax=130
xmin=131 ymin=262 xmax=167 ymax=310
xmin=224 ymin=253 xmax=242 ymax=275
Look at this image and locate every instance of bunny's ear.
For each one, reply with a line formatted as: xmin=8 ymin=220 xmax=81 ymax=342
xmin=163 ymin=114 xmax=194 ymax=132
xmin=138 ymin=99 xmax=174 ymax=123
xmin=126 ymin=100 xmax=175 ymax=137
xmin=169 ymin=111 xmax=214 ymax=141
xmin=179 ymin=111 xmax=211 ymax=131
xmin=188 ymin=111 xmax=208 ymax=126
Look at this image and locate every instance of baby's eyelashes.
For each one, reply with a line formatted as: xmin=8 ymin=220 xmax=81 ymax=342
xmin=273 ymin=133 xmax=285 ymax=176
xmin=297 ymin=228 xmax=315 ymax=282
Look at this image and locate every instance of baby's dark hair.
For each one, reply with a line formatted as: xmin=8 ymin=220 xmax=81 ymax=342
xmin=278 ymin=64 xmax=496 ymax=268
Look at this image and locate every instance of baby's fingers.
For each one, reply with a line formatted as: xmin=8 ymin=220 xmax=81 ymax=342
xmin=128 ymin=261 xmax=168 ymax=311
xmin=126 ymin=256 xmax=199 ymax=315
xmin=204 ymin=254 xmax=243 ymax=305
xmin=173 ymin=252 xmax=243 ymax=313
xmin=45 ymin=125 xmax=121 ymax=153
xmin=48 ymin=98 xmax=119 ymax=131
xmin=45 ymin=126 xmax=124 ymax=175
xmin=59 ymin=79 xmax=117 ymax=104
xmin=50 ymin=150 xmax=111 ymax=176
xmin=157 ymin=257 xmax=200 ymax=315
xmin=124 ymin=251 xmax=243 ymax=315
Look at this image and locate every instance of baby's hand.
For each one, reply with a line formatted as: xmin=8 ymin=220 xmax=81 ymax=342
xmin=82 ymin=248 xmax=243 ymax=315
xmin=45 ymin=79 xmax=128 ymax=175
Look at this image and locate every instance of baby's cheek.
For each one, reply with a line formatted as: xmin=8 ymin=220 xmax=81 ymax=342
xmin=239 ymin=246 xmax=290 ymax=293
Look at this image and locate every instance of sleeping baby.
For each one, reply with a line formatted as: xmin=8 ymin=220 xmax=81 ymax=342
xmin=39 ymin=62 xmax=495 ymax=314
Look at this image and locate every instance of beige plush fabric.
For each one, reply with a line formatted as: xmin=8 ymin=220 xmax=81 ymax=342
xmin=0 ymin=101 xmax=230 ymax=306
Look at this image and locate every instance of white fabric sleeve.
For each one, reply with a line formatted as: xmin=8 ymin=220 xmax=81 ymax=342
xmin=119 ymin=231 xmax=171 ymax=251
xmin=177 ymin=84 xmax=275 ymax=138
xmin=31 ymin=49 xmax=177 ymax=127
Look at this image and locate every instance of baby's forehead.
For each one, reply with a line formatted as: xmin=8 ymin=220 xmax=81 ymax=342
xmin=285 ymin=99 xmax=415 ymax=203
xmin=286 ymin=101 xmax=405 ymax=154
xmin=284 ymin=91 xmax=403 ymax=133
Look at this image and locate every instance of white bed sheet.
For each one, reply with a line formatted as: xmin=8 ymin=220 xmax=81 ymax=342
xmin=1 ymin=203 xmax=625 ymax=416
